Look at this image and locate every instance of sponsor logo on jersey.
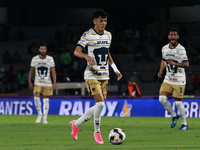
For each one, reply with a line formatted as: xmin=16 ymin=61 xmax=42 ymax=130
xmin=166 ymin=54 xmax=175 ymax=57
xmin=38 ymin=63 xmax=47 ymax=65
xmin=97 ymin=41 xmax=109 ymax=45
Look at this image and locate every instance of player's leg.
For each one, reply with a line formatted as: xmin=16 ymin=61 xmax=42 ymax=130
xmin=93 ymin=80 xmax=108 ymax=144
xmin=33 ymin=85 xmax=42 ymax=123
xmin=173 ymin=85 xmax=188 ymax=130
xmin=159 ymin=83 xmax=177 ymax=117
xmin=93 ymin=94 xmax=105 ymax=144
xmin=159 ymin=82 xmax=179 ymax=128
xmin=70 ymin=105 xmax=95 ymax=140
xmin=42 ymin=86 xmax=53 ymax=124
xmin=175 ymin=99 xmax=188 ymax=130
xmin=70 ymin=79 xmax=99 ymax=141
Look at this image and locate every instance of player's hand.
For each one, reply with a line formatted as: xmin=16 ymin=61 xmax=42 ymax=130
xmin=167 ymin=59 xmax=175 ymax=65
xmin=157 ymin=71 xmax=163 ymax=78
xmin=116 ymin=71 xmax=122 ymax=81
xmin=29 ymin=82 xmax=33 ymax=90
xmin=52 ymin=82 xmax=56 ymax=91
xmin=85 ymin=55 xmax=96 ymax=66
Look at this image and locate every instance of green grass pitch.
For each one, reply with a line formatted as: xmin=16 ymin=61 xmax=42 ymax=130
xmin=0 ymin=115 xmax=200 ymax=150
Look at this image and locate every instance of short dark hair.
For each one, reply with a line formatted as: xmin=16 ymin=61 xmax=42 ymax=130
xmin=39 ymin=43 xmax=47 ymax=47
xmin=93 ymin=10 xmax=108 ymax=19
xmin=169 ymin=28 xmax=179 ymax=35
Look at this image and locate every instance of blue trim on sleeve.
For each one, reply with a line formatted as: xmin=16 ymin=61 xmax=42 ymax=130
xmin=77 ymin=44 xmax=85 ymax=50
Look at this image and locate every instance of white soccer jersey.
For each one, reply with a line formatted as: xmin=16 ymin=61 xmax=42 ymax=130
xmin=30 ymin=55 xmax=55 ymax=86
xmin=162 ymin=43 xmax=188 ymax=85
xmin=77 ymin=28 xmax=112 ymax=80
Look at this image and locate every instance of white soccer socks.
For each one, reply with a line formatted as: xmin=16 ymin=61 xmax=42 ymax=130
xmin=159 ymin=96 xmax=177 ymax=117
xmin=94 ymin=102 xmax=105 ymax=133
xmin=175 ymin=101 xmax=187 ymax=125
xmin=34 ymin=97 xmax=42 ymax=116
xmin=75 ymin=105 xmax=95 ymax=127
xmin=34 ymin=97 xmax=49 ymax=124
xmin=34 ymin=97 xmax=42 ymax=123
xmin=73 ymin=101 xmax=105 ymax=133
xmin=43 ymin=98 xmax=49 ymax=124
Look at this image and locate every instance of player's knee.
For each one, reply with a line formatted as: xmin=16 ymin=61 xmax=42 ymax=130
xmin=175 ymin=101 xmax=182 ymax=107
xmin=96 ymin=102 xmax=105 ymax=109
xmin=43 ymin=98 xmax=49 ymax=105
xmin=159 ymin=95 xmax=167 ymax=104
xmin=34 ymin=97 xmax=41 ymax=107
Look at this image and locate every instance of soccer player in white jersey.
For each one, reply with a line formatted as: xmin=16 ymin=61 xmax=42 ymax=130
xmin=29 ymin=43 xmax=56 ymax=124
xmin=158 ymin=28 xmax=189 ymax=130
xmin=70 ymin=10 xmax=122 ymax=144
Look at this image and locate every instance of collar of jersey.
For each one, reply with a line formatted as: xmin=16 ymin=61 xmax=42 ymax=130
xmin=39 ymin=54 xmax=47 ymax=59
xmin=93 ymin=28 xmax=104 ymax=36
xmin=169 ymin=43 xmax=179 ymax=49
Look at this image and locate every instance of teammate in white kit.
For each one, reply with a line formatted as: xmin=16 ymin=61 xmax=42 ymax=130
xmin=70 ymin=10 xmax=122 ymax=144
xmin=158 ymin=28 xmax=189 ymax=130
xmin=29 ymin=43 xmax=56 ymax=124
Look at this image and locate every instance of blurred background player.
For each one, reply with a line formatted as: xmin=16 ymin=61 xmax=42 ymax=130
xmin=29 ymin=43 xmax=56 ymax=124
xmin=158 ymin=28 xmax=189 ymax=130
xmin=70 ymin=10 xmax=122 ymax=144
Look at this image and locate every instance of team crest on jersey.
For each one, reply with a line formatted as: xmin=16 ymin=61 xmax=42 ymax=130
xmin=92 ymin=88 xmax=96 ymax=92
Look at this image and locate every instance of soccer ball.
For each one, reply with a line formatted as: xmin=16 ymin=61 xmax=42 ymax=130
xmin=108 ymin=128 xmax=126 ymax=144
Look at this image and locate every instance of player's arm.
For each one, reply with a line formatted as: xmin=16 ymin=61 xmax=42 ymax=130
xmin=74 ymin=46 xmax=96 ymax=66
xmin=108 ymin=51 xmax=122 ymax=81
xmin=29 ymin=67 xmax=35 ymax=90
xmin=51 ymin=67 xmax=56 ymax=91
xmin=167 ymin=59 xmax=189 ymax=68
xmin=158 ymin=59 xmax=166 ymax=78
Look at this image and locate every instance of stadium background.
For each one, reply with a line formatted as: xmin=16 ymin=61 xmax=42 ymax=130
xmin=0 ymin=0 xmax=200 ymax=117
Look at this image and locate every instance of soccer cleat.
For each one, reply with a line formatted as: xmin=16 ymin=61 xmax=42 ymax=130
xmin=36 ymin=115 xmax=42 ymax=123
xmin=43 ymin=116 xmax=48 ymax=124
xmin=171 ymin=115 xmax=180 ymax=128
xmin=94 ymin=133 xmax=104 ymax=145
xmin=70 ymin=120 xmax=80 ymax=141
xmin=179 ymin=124 xmax=188 ymax=130
xmin=43 ymin=119 xmax=48 ymax=124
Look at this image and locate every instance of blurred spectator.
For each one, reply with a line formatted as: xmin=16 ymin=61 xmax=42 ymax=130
xmin=122 ymin=78 xmax=141 ymax=98
xmin=3 ymin=50 xmax=12 ymax=63
xmin=28 ymin=42 xmax=39 ymax=55
xmin=60 ymin=47 xmax=72 ymax=68
xmin=17 ymin=70 xmax=27 ymax=90
xmin=12 ymin=50 xmax=22 ymax=63
xmin=13 ymin=29 xmax=25 ymax=41
xmin=131 ymin=71 xmax=141 ymax=83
